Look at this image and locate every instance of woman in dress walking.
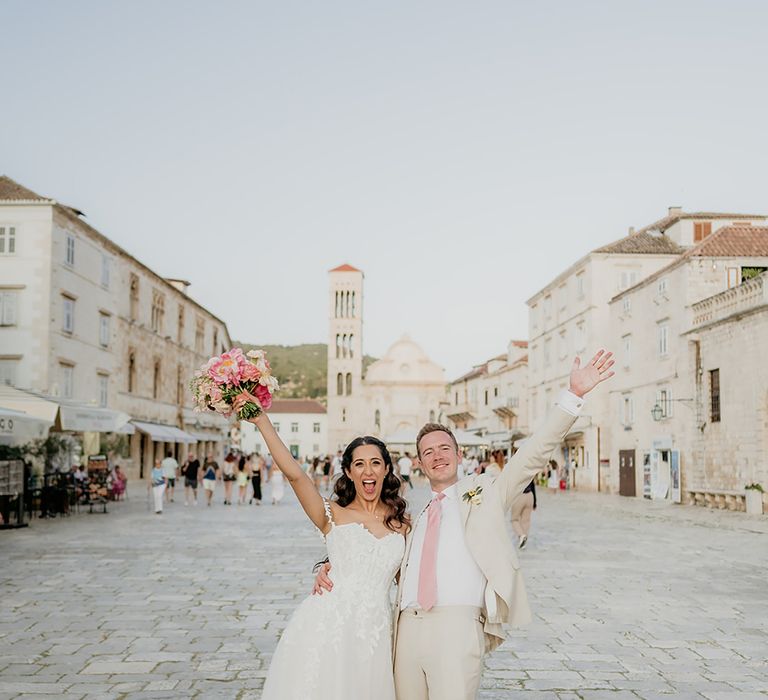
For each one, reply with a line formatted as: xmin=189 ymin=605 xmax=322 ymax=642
xmin=246 ymin=409 xmax=409 ymax=700
xmin=250 ymin=454 xmax=264 ymax=505
xmin=270 ymin=463 xmax=285 ymax=505
xmin=236 ymin=455 xmax=250 ymax=505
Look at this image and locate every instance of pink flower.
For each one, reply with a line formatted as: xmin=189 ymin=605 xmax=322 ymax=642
xmin=240 ymin=362 xmax=261 ymax=382
xmin=255 ymin=383 xmax=273 ymax=410
xmin=209 ymin=352 xmax=243 ymax=385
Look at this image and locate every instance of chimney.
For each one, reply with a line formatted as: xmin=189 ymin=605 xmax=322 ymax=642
xmin=628 ymin=226 xmax=635 ymax=235
xmin=668 ymin=206 xmax=683 ymax=216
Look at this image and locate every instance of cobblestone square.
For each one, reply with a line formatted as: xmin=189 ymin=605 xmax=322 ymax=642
xmin=1 ymin=485 xmax=766 ymax=698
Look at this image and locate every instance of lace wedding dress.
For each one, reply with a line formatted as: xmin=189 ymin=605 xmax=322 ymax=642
xmin=261 ymin=501 xmax=405 ymax=700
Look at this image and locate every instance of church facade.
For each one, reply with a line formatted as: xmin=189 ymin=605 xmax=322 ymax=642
xmin=326 ymin=264 xmax=447 ymax=453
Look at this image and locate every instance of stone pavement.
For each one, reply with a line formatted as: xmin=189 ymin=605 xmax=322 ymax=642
xmin=0 ymin=482 xmax=766 ymax=699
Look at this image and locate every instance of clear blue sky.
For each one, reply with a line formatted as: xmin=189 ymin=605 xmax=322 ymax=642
xmin=3 ymin=0 xmax=767 ymax=379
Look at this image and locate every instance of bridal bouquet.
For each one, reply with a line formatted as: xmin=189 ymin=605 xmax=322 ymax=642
xmin=190 ymin=348 xmax=279 ymax=420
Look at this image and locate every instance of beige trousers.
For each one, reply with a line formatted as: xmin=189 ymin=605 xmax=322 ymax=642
xmin=511 ymin=491 xmax=534 ymax=538
xmin=394 ymin=606 xmax=485 ymax=700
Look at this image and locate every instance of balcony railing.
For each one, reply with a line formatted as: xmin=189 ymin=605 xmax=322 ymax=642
xmin=690 ymin=272 xmax=767 ymax=329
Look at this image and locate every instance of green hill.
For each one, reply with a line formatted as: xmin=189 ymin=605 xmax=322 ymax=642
xmin=233 ymin=342 xmax=377 ymax=400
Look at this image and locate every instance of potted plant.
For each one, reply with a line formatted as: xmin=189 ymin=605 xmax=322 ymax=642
xmin=745 ymin=483 xmax=764 ymax=515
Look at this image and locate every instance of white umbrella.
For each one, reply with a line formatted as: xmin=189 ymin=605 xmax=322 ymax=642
xmin=453 ymin=429 xmax=488 ymax=447
xmin=0 ymin=407 xmax=53 ymax=444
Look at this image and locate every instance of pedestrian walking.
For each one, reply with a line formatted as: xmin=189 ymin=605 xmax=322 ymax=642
xmin=202 ymin=454 xmax=219 ymax=507
xmin=221 ymin=452 xmax=236 ymax=505
xmin=148 ymin=459 xmax=167 ymax=514
xmin=397 ymin=451 xmax=414 ymax=490
xmin=547 ymin=459 xmax=559 ymax=494
xmin=321 ymin=454 xmax=331 ymax=490
xmin=511 ymin=479 xmax=537 ymax=549
xmin=270 ymin=465 xmax=284 ymax=505
xmin=161 ymin=451 xmax=178 ymax=503
xmin=250 ymin=455 xmax=264 ymax=505
xmin=237 ymin=455 xmax=250 ymax=505
xmin=183 ymin=452 xmax=200 ymax=506
xmin=311 ymin=456 xmax=322 ymax=489
xmin=331 ymin=449 xmax=343 ymax=485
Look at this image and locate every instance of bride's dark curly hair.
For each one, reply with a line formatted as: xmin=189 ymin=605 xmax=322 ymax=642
xmin=333 ymin=436 xmax=411 ymax=534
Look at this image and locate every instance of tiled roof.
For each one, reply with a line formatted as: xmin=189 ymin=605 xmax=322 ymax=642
xmin=593 ymin=230 xmax=685 ymax=255
xmin=329 ymin=263 xmax=361 ymax=273
xmin=0 ymin=175 xmax=50 ymax=201
xmin=510 ymin=340 xmax=528 ymax=348
xmin=613 ymin=225 xmax=768 ymax=299
xmin=690 ymin=225 xmax=768 ymax=257
xmin=594 ymin=210 xmax=764 ymax=256
xmin=451 ymin=365 xmax=487 ymax=384
xmin=267 ymin=399 xmax=327 ymax=414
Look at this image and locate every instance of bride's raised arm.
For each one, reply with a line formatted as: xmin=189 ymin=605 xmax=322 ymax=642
xmin=248 ymin=412 xmax=329 ymax=532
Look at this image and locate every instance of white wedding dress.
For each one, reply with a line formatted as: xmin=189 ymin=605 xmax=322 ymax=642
xmin=261 ymin=502 xmax=405 ymax=700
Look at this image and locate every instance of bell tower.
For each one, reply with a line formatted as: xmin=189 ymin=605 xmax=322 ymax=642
xmin=327 ymin=263 xmax=364 ymax=452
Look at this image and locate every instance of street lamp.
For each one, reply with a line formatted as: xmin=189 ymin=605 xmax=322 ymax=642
xmin=651 ymin=398 xmax=695 ymax=422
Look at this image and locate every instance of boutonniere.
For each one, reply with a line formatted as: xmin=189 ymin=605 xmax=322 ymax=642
xmin=462 ymin=486 xmax=483 ymax=506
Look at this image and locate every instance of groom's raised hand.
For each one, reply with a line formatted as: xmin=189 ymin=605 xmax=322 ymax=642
xmin=569 ymin=349 xmax=615 ymax=398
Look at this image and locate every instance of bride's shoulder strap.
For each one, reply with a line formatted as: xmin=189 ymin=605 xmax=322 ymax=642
xmin=322 ymin=498 xmax=335 ymax=527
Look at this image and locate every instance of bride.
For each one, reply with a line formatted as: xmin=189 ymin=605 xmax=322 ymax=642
xmin=250 ymin=410 xmax=410 ymax=700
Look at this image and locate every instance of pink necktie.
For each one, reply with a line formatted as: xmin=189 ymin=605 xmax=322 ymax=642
xmin=417 ymin=492 xmax=445 ymax=611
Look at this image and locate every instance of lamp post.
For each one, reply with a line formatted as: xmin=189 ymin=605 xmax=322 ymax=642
xmin=650 ymin=398 xmax=695 ymax=422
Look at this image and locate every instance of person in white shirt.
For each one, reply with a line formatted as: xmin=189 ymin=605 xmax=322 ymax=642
xmin=315 ymin=350 xmax=615 ymax=699
xmin=160 ymin=451 xmax=179 ymax=503
xmin=331 ymin=450 xmax=344 ymax=481
xmin=397 ymin=452 xmax=414 ymax=490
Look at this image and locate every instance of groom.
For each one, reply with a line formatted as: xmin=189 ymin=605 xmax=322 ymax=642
xmin=316 ymin=349 xmax=615 ymax=699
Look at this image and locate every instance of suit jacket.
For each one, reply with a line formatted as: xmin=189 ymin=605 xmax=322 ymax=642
xmin=393 ymin=402 xmax=578 ymax=655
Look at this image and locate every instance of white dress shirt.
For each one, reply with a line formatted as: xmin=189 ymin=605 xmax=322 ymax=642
xmin=400 ymin=483 xmax=486 ymax=610
xmin=400 ymin=389 xmax=584 ymax=611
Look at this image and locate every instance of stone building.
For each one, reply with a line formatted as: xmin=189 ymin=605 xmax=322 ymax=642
xmin=685 ymin=270 xmax=768 ymax=508
xmin=446 ymin=340 xmax=529 ymax=453
xmin=240 ymin=399 xmax=327 ymax=460
xmin=606 ymin=225 xmax=768 ymax=502
xmin=326 ymin=265 xmax=447 ymax=452
xmin=0 ymin=176 xmax=231 ymax=478
xmin=526 ymin=208 xmax=765 ymax=492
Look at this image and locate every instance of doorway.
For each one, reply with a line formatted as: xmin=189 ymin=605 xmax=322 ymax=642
xmin=619 ymin=449 xmax=636 ymax=497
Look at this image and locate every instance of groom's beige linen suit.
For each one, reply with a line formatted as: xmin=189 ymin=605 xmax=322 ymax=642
xmin=392 ymin=392 xmax=582 ymax=700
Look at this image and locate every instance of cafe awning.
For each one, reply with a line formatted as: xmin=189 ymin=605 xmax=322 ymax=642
xmin=57 ymin=401 xmax=132 ymax=432
xmin=0 ymin=385 xmax=131 ymax=433
xmin=0 ymin=407 xmax=53 ymax=444
xmin=453 ymin=429 xmax=488 ymax=447
xmin=132 ymin=420 xmax=197 ymax=444
xmin=186 ymin=430 xmax=224 ymax=442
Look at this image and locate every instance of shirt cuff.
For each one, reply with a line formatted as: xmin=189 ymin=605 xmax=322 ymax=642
xmin=555 ymin=389 xmax=584 ymax=416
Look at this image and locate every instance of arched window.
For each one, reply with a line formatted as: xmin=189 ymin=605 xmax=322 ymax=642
xmin=429 ymin=410 xmax=435 ymax=422
xmin=346 ymin=373 xmax=352 ymax=395
xmin=351 ymin=292 xmax=356 ymax=317
xmin=335 ymin=291 xmax=340 ymax=318
xmin=337 ymin=373 xmax=343 ymax=395
xmin=342 ymin=334 xmax=348 ymax=359
xmin=336 ymin=334 xmax=341 ymax=358
xmin=342 ymin=408 xmax=346 ymax=423
xmin=345 ymin=291 xmax=350 ymax=317
xmin=374 ymin=409 xmax=380 ymax=428
xmin=349 ymin=334 xmax=354 ymax=359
